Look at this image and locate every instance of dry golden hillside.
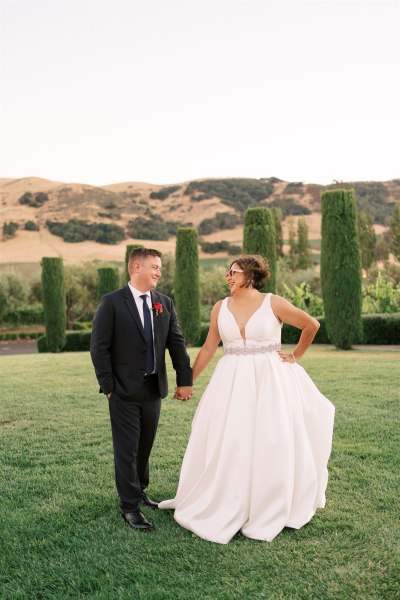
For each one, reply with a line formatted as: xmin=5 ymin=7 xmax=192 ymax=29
xmin=0 ymin=176 xmax=398 ymax=264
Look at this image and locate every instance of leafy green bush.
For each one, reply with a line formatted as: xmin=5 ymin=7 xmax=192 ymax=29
xmin=24 ymin=220 xmax=40 ymax=231
xmin=2 ymin=222 xmax=19 ymax=239
xmin=1 ymin=304 xmax=44 ymax=325
xmin=126 ymin=216 xmax=179 ymax=240
xmin=184 ymin=179 xmax=274 ymax=212
xmin=269 ymin=197 xmax=311 ymax=217
xmin=46 ymin=219 xmax=125 ymax=244
xmin=64 ymin=264 xmax=98 ymax=329
xmin=150 ymin=186 xmax=181 ymax=200
xmin=0 ymin=272 xmax=30 ymax=319
xmin=353 ymin=182 xmax=390 ymax=225
xmin=361 ymin=313 xmax=400 ymax=344
xmin=19 ymin=192 xmax=49 ymax=208
xmin=37 ymin=331 xmax=92 ymax=353
xmin=362 ymin=273 xmax=400 ymax=314
xmin=282 ymin=282 xmax=324 ymax=316
xmin=198 ymin=212 xmax=241 ymax=235
xmin=200 ymin=240 xmax=240 ymax=254
xmin=72 ymin=321 xmax=92 ymax=331
xmin=0 ymin=332 xmax=42 ymax=341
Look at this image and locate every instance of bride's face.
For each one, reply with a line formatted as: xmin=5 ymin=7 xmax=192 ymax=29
xmin=225 ymin=262 xmax=246 ymax=295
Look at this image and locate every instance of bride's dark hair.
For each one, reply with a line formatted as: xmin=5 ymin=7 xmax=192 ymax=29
xmin=229 ymin=255 xmax=270 ymax=290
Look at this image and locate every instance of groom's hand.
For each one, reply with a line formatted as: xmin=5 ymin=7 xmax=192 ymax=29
xmin=174 ymin=386 xmax=193 ymax=401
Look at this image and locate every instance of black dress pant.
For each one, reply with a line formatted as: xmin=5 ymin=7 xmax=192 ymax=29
xmin=108 ymin=375 xmax=161 ymax=513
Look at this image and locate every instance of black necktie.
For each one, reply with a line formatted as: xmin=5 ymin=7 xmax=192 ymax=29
xmin=140 ymin=294 xmax=154 ymax=374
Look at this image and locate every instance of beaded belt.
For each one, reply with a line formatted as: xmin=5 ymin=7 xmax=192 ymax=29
xmin=223 ymin=343 xmax=281 ymax=355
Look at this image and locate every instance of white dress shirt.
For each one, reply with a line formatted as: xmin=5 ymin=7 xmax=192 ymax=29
xmin=128 ymin=283 xmax=156 ymax=373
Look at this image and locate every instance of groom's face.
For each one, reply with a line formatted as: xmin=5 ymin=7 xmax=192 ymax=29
xmin=132 ymin=255 xmax=162 ymax=291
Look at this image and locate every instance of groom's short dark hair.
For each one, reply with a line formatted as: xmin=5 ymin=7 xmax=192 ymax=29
xmin=128 ymin=247 xmax=162 ymax=271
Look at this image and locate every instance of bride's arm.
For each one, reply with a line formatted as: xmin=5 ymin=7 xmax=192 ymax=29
xmin=270 ymin=294 xmax=320 ymax=362
xmin=192 ymin=300 xmax=222 ymax=382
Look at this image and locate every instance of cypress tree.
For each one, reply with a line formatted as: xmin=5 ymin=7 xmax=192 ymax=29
xmin=357 ymin=211 xmax=376 ymax=270
xmin=321 ymin=189 xmax=362 ymax=349
xmin=243 ymin=207 xmax=276 ymax=293
xmin=124 ymin=244 xmax=143 ymax=283
xmin=97 ymin=267 xmax=120 ymax=299
xmin=288 ymin=218 xmax=297 ymax=271
xmin=175 ymin=228 xmax=201 ymax=345
xmin=271 ymin=207 xmax=284 ymax=258
xmin=297 ymin=217 xmax=312 ymax=269
xmin=41 ymin=257 xmax=66 ymax=352
xmin=389 ymin=203 xmax=400 ymax=261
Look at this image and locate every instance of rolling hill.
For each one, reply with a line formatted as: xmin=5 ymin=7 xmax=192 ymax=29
xmin=0 ymin=176 xmax=398 ymax=264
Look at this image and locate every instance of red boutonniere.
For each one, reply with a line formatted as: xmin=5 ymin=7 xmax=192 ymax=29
xmin=152 ymin=302 xmax=163 ymax=316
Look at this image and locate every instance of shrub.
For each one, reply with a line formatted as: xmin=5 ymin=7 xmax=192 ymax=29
xmin=243 ymin=207 xmax=277 ymax=293
xmin=362 ymin=273 xmax=400 ymax=314
xmin=72 ymin=321 xmax=92 ymax=331
xmin=199 ymin=241 xmax=242 ymax=255
xmin=175 ymin=228 xmax=201 ymax=345
xmin=126 ymin=216 xmax=179 ymax=241
xmin=184 ymin=179 xmax=274 ymax=212
xmin=150 ymin=186 xmax=181 ymax=200
xmin=198 ymin=212 xmax=241 ymax=235
xmin=321 ymin=189 xmax=362 ymax=349
xmin=1 ymin=304 xmax=44 ymax=325
xmin=269 ymin=197 xmax=311 ymax=217
xmin=24 ymin=220 xmax=40 ymax=231
xmin=361 ymin=313 xmax=400 ymax=344
xmin=38 ymin=331 xmax=92 ymax=352
xmin=2 ymin=222 xmax=19 ymax=239
xmin=19 ymin=191 xmax=49 ymax=208
xmin=46 ymin=219 xmax=125 ymax=244
xmin=41 ymin=257 xmax=66 ymax=352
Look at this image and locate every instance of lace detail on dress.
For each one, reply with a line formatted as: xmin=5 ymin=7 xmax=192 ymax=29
xmin=223 ymin=342 xmax=281 ymax=355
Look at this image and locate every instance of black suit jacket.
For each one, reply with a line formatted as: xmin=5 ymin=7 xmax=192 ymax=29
xmin=90 ymin=286 xmax=192 ymax=400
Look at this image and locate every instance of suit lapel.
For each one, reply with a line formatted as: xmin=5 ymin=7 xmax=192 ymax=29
xmin=123 ymin=286 xmax=146 ymax=343
xmin=151 ymin=291 xmax=163 ymax=349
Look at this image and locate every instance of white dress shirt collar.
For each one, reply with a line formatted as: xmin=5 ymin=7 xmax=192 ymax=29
xmin=128 ymin=282 xmax=151 ymax=300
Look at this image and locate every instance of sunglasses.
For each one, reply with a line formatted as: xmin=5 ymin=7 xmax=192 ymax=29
xmin=226 ymin=268 xmax=244 ymax=278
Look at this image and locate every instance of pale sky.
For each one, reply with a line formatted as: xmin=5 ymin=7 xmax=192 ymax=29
xmin=1 ymin=0 xmax=399 ymax=186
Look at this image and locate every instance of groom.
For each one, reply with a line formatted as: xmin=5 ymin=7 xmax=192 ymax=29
xmin=90 ymin=247 xmax=193 ymax=531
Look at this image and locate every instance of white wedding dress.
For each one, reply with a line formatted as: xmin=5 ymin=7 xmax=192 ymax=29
xmin=159 ymin=293 xmax=335 ymax=544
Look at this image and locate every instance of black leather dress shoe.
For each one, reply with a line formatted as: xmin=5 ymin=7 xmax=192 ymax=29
xmin=122 ymin=510 xmax=154 ymax=531
xmin=141 ymin=493 xmax=159 ymax=510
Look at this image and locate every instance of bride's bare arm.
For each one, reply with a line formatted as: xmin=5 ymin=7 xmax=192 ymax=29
xmin=271 ymin=295 xmax=320 ymax=362
xmin=192 ymin=301 xmax=223 ymax=382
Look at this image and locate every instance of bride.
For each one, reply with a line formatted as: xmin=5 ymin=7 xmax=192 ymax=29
xmin=159 ymin=255 xmax=335 ymax=544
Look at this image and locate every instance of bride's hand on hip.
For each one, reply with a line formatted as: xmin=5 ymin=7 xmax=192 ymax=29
xmin=277 ymin=350 xmax=297 ymax=363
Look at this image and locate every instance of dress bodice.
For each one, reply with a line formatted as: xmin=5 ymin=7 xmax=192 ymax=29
xmin=217 ymin=293 xmax=282 ymax=350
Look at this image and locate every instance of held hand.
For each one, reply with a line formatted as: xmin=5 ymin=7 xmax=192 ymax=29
xmin=174 ymin=386 xmax=193 ymax=401
xmin=277 ymin=350 xmax=297 ymax=364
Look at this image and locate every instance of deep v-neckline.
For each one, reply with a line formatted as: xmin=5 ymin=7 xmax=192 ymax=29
xmin=226 ymin=294 xmax=268 ymax=344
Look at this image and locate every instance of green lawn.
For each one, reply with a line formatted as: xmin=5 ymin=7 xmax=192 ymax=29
xmin=1 ymin=348 xmax=399 ymax=599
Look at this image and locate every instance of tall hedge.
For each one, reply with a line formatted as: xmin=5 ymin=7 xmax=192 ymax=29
xmin=124 ymin=244 xmax=143 ymax=283
xmin=243 ymin=207 xmax=276 ymax=292
xmin=271 ymin=207 xmax=284 ymax=258
xmin=41 ymin=257 xmax=66 ymax=352
xmin=97 ymin=267 xmax=119 ymax=299
xmin=175 ymin=228 xmax=201 ymax=345
xmin=321 ymin=189 xmax=362 ymax=349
